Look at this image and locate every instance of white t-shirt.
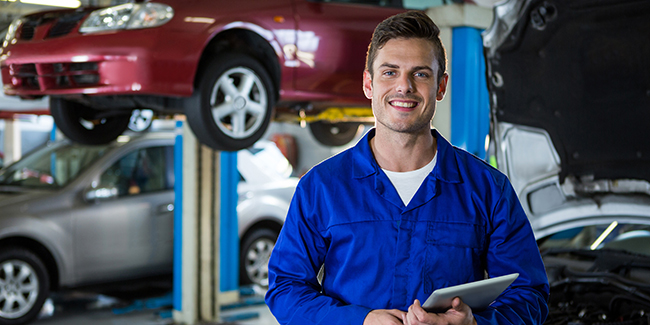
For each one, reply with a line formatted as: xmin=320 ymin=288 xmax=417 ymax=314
xmin=382 ymin=154 xmax=437 ymax=206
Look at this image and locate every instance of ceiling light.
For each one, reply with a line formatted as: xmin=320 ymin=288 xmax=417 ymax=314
xmin=19 ymin=0 xmax=81 ymax=8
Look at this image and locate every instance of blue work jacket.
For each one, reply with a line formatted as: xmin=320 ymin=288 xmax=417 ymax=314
xmin=266 ymin=129 xmax=549 ymax=325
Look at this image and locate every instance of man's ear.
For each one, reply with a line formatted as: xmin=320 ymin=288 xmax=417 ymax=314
xmin=436 ymin=73 xmax=449 ymax=101
xmin=363 ymin=70 xmax=373 ymax=99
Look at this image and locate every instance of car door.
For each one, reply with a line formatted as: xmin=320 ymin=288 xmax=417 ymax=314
xmin=292 ymin=0 xmax=405 ymax=103
xmin=72 ymin=144 xmax=174 ymax=284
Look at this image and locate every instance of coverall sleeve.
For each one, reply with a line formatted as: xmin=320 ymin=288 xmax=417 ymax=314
xmin=473 ymin=180 xmax=550 ymax=325
xmin=265 ymin=182 xmax=372 ymax=325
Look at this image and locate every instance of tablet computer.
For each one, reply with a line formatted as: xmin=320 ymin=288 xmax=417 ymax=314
xmin=422 ymin=273 xmax=519 ymax=312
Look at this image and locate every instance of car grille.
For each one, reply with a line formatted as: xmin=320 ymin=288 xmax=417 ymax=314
xmin=6 ymin=62 xmax=100 ymax=90
xmin=19 ymin=11 xmax=88 ymax=40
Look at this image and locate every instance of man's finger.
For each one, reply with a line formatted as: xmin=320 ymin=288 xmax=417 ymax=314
xmin=410 ymin=299 xmax=435 ymax=322
xmin=452 ymin=297 xmax=462 ymax=309
xmin=451 ymin=297 xmax=470 ymax=313
xmin=387 ymin=309 xmax=407 ymax=320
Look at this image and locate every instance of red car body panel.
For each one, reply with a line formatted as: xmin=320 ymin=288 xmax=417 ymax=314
xmin=1 ymin=0 xmax=405 ymax=110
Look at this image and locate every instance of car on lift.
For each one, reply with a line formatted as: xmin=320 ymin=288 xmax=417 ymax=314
xmin=1 ymin=26 xmax=157 ymax=137
xmin=484 ymin=0 xmax=650 ymax=324
xmin=0 ymin=130 xmax=297 ymax=324
xmin=0 ymin=0 xmax=428 ymax=151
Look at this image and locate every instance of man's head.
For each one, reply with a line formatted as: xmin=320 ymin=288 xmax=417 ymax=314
xmin=365 ymin=11 xmax=447 ymax=82
xmin=362 ymin=11 xmax=449 ymax=135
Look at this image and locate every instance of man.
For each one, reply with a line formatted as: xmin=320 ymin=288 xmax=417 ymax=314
xmin=266 ymin=11 xmax=549 ymax=325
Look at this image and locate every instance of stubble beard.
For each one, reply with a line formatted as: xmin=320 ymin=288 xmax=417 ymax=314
xmin=374 ymin=101 xmax=435 ymax=135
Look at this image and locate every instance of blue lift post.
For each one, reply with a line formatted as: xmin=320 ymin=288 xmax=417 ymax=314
xmin=219 ymin=150 xmax=239 ymax=292
xmin=173 ymin=120 xmax=183 ymax=313
xmin=450 ymin=26 xmax=490 ymax=160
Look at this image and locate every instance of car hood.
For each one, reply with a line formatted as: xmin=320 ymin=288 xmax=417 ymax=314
xmin=484 ymin=0 xmax=650 ymax=230
xmin=0 ymin=186 xmax=55 ymax=213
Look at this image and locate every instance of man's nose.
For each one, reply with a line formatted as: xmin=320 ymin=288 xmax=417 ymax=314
xmin=395 ymin=74 xmax=413 ymax=93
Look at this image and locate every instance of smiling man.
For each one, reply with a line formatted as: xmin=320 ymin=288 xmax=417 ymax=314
xmin=266 ymin=11 xmax=549 ymax=325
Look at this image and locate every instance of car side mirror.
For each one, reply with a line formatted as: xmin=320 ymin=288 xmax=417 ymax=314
xmin=84 ymin=187 xmax=118 ymax=201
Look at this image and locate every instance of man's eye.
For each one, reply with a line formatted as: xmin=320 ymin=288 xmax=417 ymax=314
xmin=383 ymin=71 xmax=395 ymax=76
xmin=415 ymin=72 xmax=429 ymax=78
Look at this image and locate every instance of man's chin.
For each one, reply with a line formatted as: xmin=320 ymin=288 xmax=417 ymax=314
xmin=379 ymin=121 xmax=432 ymax=135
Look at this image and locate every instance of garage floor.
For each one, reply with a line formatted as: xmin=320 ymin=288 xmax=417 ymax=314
xmin=31 ymin=282 xmax=279 ymax=325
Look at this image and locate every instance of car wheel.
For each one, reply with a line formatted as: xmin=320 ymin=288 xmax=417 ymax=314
xmin=240 ymin=228 xmax=278 ymax=287
xmin=128 ymin=109 xmax=154 ymax=132
xmin=186 ymin=53 xmax=275 ymax=151
xmin=50 ymin=97 xmax=130 ymax=145
xmin=0 ymin=248 xmax=49 ymax=325
xmin=309 ymin=121 xmax=362 ymax=146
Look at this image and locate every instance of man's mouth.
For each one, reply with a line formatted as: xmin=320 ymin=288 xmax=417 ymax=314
xmin=389 ymin=100 xmax=418 ymax=109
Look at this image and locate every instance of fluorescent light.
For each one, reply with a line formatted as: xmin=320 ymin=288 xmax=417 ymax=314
xmin=19 ymin=0 xmax=81 ymax=8
xmin=590 ymin=221 xmax=618 ymax=250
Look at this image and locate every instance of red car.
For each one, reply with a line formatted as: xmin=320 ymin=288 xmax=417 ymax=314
xmin=0 ymin=0 xmax=420 ymax=150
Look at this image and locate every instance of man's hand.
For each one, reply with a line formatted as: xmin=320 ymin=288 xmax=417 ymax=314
xmin=364 ymin=309 xmax=407 ymax=325
xmin=403 ymin=298 xmax=477 ymax=325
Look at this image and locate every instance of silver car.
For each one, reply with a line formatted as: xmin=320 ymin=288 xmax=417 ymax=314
xmin=484 ymin=0 xmax=650 ymax=324
xmin=0 ymin=131 xmax=297 ymax=324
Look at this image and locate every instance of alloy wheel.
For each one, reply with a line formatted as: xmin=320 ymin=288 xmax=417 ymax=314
xmin=0 ymin=259 xmax=39 ymax=319
xmin=245 ymin=237 xmax=274 ymax=286
xmin=210 ymin=67 xmax=268 ymax=140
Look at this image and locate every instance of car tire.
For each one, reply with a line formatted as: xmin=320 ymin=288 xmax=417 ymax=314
xmin=0 ymin=248 xmax=50 ymax=325
xmin=240 ymin=228 xmax=278 ymax=287
xmin=50 ymin=97 xmax=130 ymax=145
xmin=186 ymin=53 xmax=275 ymax=151
xmin=128 ymin=109 xmax=155 ymax=132
xmin=309 ymin=121 xmax=361 ymax=146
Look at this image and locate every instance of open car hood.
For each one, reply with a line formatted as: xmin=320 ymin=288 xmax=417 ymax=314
xmin=483 ymin=0 xmax=650 ymax=231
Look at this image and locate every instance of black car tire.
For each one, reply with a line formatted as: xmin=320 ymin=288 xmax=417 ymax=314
xmin=309 ymin=121 xmax=361 ymax=147
xmin=186 ymin=53 xmax=275 ymax=151
xmin=240 ymin=228 xmax=278 ymax=287
xmin=0 ymin=248 xmax=50 ymax=325
xmin=50 ymin=97 xmax=130 ymax=145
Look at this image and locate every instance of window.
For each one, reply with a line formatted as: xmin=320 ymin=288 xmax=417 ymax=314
xmin=403 ymin=0 xmax=444 ymax=10
xmin=539 ymin=223 xmax=650 ymax=256
xmin=0 ymin=142 xmax=111 ymax=188
xmin=98 ymin=146 xmax=173 ymax=197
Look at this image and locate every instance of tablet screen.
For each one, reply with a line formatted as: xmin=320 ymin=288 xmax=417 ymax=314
xmin=422 ymin=273 xmax=519 ymax=312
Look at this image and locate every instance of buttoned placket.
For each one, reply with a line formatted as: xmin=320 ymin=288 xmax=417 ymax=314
xmin=374 ymin=168 xmax=439 ymax=309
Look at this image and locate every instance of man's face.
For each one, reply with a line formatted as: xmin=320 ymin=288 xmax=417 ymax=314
xmin=363 ymin=37 xmax=448 ymax=134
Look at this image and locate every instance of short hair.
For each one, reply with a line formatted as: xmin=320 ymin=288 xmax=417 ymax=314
xmin=365 ymin=11 xmax=447 ymax=81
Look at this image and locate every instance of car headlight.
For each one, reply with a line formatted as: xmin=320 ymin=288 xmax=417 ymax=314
xmin=3 ymin=18 xmax=23 ymax=48
xmin=79 ymin=2 xmax=174 ymax=34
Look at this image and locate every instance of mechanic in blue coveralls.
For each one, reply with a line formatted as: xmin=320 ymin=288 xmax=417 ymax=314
xmin=265 ymin=11 xmax=549 ymax=325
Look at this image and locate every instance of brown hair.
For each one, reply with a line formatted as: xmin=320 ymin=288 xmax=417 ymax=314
xmin=365 ymin=11 xmax=447 ymax=81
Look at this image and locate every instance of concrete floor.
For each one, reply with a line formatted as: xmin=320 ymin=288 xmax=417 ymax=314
xmin=31 ymin=285 xmax=279 ymax=325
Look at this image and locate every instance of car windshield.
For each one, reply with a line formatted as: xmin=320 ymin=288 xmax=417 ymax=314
xmin=0 ymin=141 xmax=114 ymax=189
xmin=539 ymin=222 xmax=650 ymax=257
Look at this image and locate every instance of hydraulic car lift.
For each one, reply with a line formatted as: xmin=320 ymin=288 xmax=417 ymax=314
xmin=172 ymin=120 xmax=240 ymax=324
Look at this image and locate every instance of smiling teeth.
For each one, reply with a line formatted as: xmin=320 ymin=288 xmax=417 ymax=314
xmin=391 ymin=101 xmax=416 ymax=108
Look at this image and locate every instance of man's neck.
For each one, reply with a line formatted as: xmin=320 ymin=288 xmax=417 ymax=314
xmin=370 ymin=127 xmax=437 ymax=172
